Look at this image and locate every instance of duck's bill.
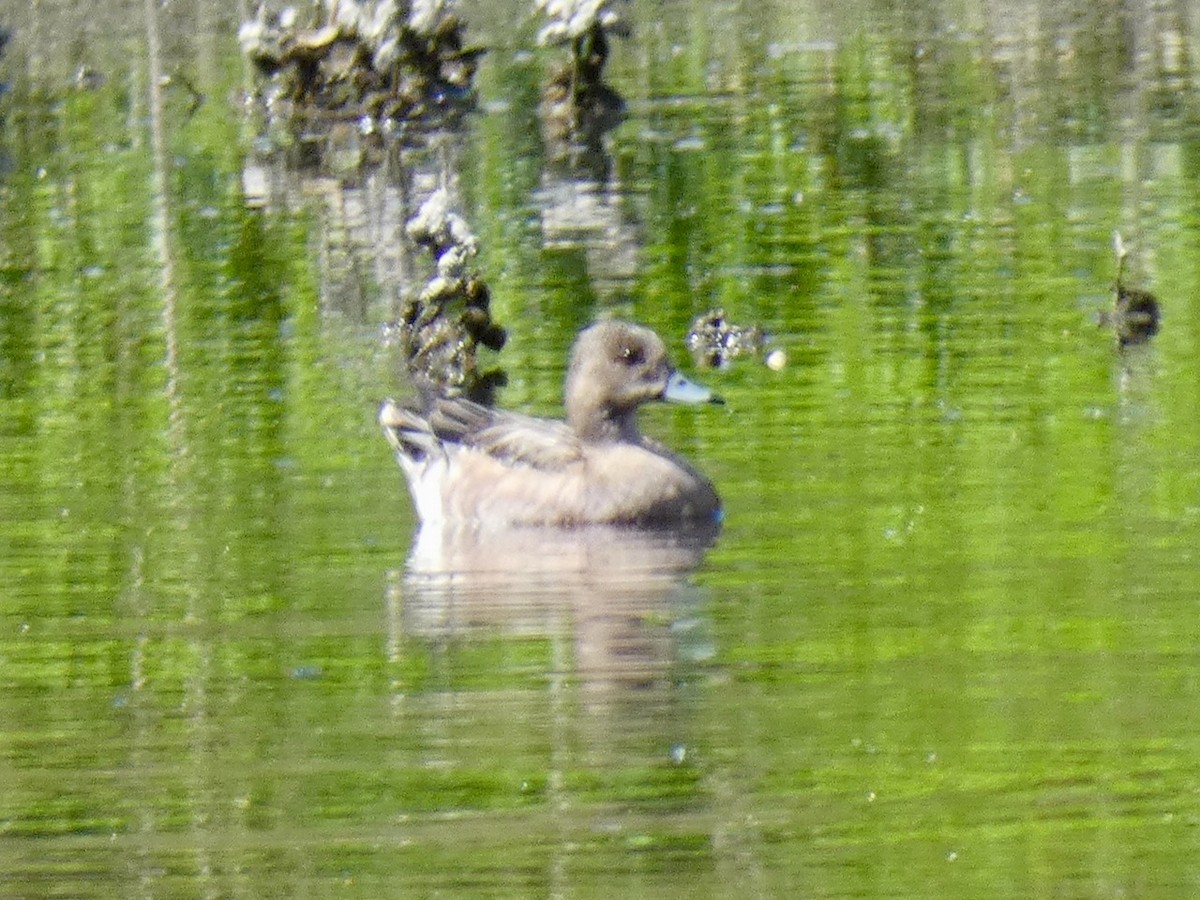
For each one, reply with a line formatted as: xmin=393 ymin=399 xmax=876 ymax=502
xmin=663 ymin=371 xmax=723 ymax=405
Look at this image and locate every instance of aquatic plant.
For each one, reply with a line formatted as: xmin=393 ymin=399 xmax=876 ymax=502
xmin=686 ymin=308 xmax=770 ymax=369
xmin=238 ymin=0 xmax=482 ymax=129
xmin=391 ymin=187 xmax=506 ymax=401
xmin=1107 ymin=231 xmax=1160 ymax=350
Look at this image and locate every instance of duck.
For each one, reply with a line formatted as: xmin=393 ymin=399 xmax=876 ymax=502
xmin=380 ymin=320 xmax=723 ymax=527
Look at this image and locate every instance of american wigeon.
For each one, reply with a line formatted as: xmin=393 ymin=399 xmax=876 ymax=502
xmin=380 ymin=320 xmax=723 ymax=527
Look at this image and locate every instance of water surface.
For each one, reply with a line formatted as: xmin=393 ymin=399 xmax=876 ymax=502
xmin=1 ymin=0 xmax=1200 ymax=896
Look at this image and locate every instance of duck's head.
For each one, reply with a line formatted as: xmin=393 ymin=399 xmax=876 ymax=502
xmin=565 ymin=320 xmax=719 ymax=441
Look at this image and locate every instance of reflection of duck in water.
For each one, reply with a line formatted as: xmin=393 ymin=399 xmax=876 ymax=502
xmin=380 ymin=321 xmax=723 ymax=527
xmin=1105 ymin=231 xmax=1160 ymax=350
xmin=397 ymin=521 xmax=719 ymax=714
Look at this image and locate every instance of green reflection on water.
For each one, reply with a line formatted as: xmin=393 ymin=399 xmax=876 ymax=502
xmin=2 ymin=0 xmax=1200 ymax=897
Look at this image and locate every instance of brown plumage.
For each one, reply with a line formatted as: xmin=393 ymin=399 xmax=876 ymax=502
xmin=381 ymin=321 xmax=722 ymax=527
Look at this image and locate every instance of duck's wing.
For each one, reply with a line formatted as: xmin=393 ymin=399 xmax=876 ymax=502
xmin=429 ymin=397 xmax=582 ymax=470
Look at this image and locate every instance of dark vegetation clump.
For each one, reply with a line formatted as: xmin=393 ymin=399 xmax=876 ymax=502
xmin=391 ymin=188 xmax=506 ymax=403
xmin=1106 ymin=232 xmax=1161 ymax=351
xmin=687 ymin=308 xmax=768 ymax=369
xmin=240 ymin=2 xmax=505 ymax=402
xmin=239 ymin=0 xmax=483 ymax=129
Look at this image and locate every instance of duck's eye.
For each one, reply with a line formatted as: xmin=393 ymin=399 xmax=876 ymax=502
xmin=620 ymin=344 xmax=645 ymax=367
